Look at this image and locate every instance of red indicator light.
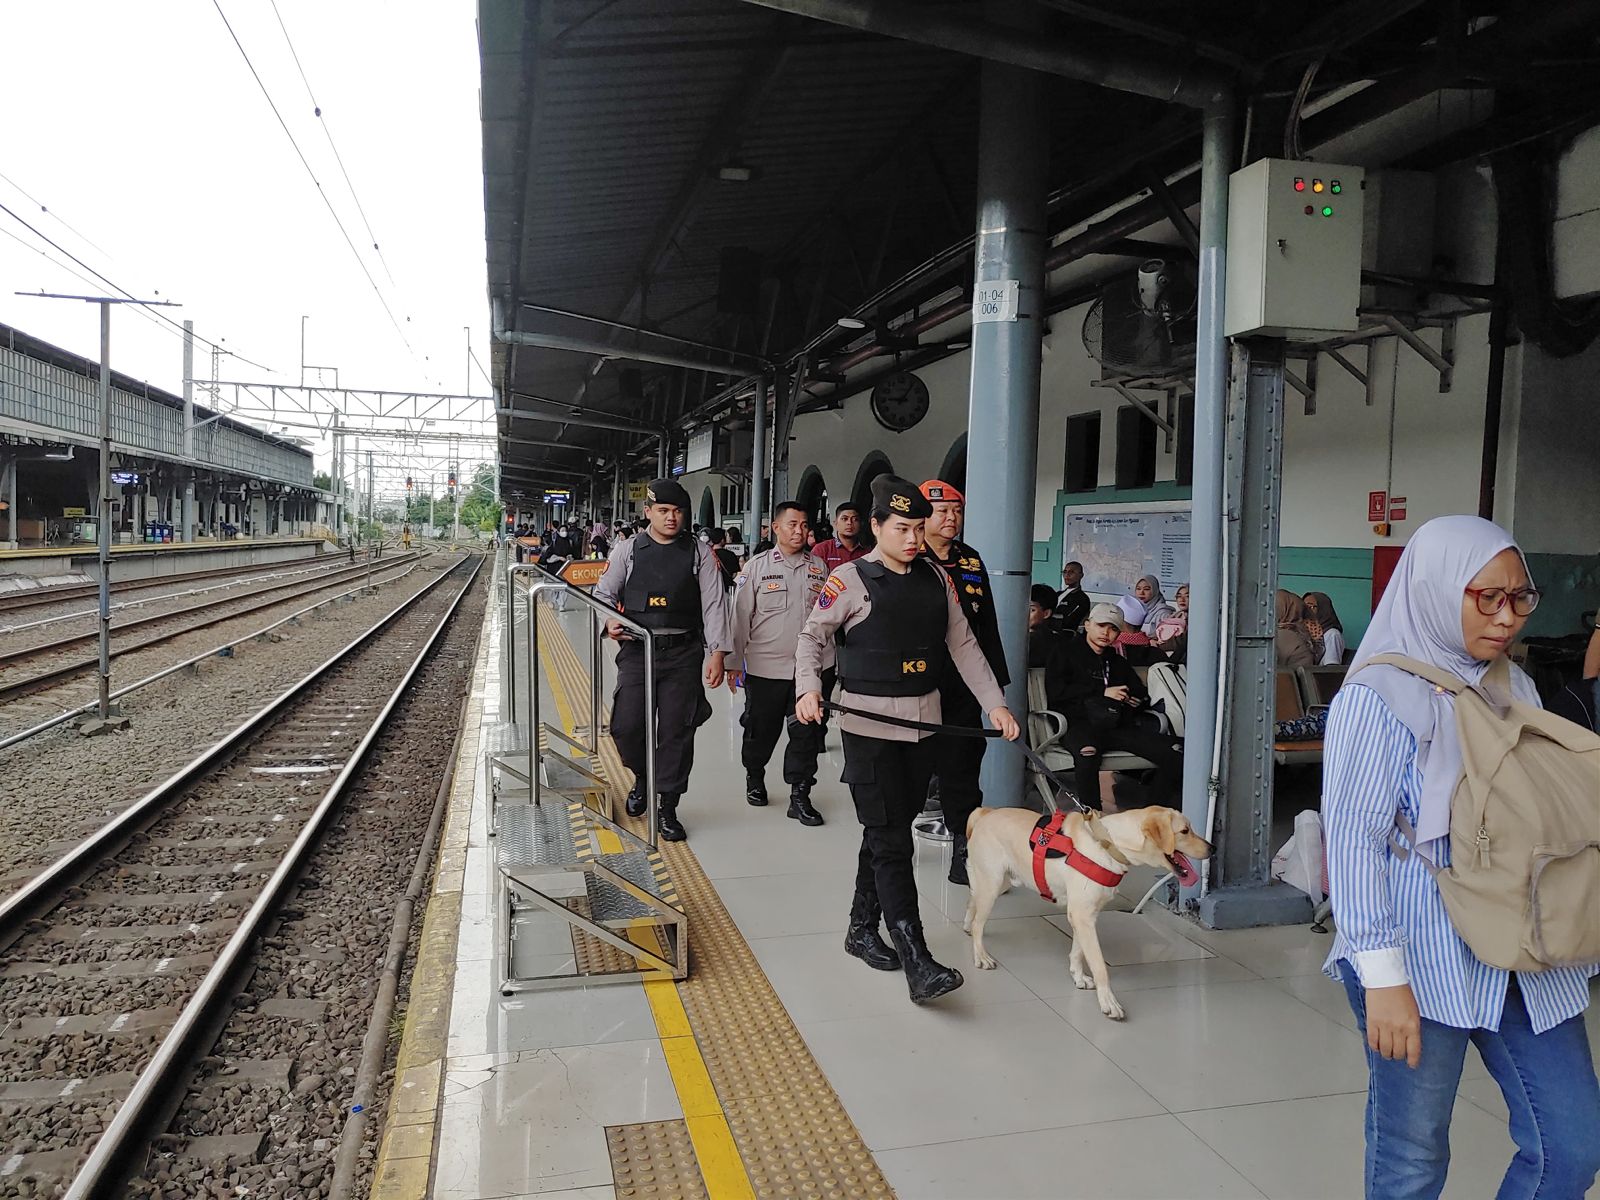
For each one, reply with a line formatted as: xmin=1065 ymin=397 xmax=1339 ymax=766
xmin=1294 ymin=177 xmax=1306 ymax=192
xmin=1304 ymin=205 xmax=1314 ymax=215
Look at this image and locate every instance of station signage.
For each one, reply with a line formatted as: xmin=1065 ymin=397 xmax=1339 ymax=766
xmin=543 ymin=489 xmax=572 ymax=505
xmin=558 ymin=559 xmax=608 ymax=587
xmin=627 ymin=482 xmax=648 ymax=501
xmin=1367 ymin=490 xmax=1387 ymax=523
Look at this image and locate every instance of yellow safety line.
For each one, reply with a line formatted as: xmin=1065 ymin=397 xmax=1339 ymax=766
xmin=536 ymin=607 xmax=757 ymax=1200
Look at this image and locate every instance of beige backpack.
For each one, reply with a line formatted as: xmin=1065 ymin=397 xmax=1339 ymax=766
xmin=1365 ymin=653 xmax=1600 ymax=973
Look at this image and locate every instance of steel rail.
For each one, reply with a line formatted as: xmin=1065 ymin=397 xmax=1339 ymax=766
xmin=0 ymin=562 xmax=424 ymax=753
xmin=0 ymin=555 xmax=471 ymax=943
xmin=6 ymin=555 xmax=482 ymax=1200
xmin=0 ymin=555 xmax=357 ymax=635
xmin=0 ymin=550 xmax=342 ymax=615
xmin=0 ymin=554 xmax=423 ymax=701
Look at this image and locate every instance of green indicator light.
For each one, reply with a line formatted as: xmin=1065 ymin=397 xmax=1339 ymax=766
xmin=1330 ymin=180 xmax=1342 ymax=194
xmin=1322 ymin=206 xmax=1334 ymax=217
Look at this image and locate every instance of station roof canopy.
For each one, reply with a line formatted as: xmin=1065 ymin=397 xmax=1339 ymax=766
xmin=479 ymin=0 xmax=1600 ymax=496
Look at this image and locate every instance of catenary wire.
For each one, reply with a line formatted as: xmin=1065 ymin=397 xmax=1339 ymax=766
xmin=210 ymin=0 xmax=424 ymax=376
xmin=0 ymin=199 xmax=280 ymax=374
xmin=267 ymin=0 xmax=400 ymax=290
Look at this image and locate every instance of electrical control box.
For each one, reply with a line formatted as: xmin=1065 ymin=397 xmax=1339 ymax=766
xmin=1224 ymin=158 xmax=1365 ymax=339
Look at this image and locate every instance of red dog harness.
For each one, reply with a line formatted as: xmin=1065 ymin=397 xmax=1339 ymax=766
xmin=1030 ymin=812 xmax=1125 ymax=901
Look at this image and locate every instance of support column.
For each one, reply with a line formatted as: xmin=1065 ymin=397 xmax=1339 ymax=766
xmin=965 ymin=37 xmax=1048 ymax=808
xmin=1198 ymin=339 xmax=1311 ymax=929
xmin=181 ymin=320 xmax=196 ymax=542
xmin=748 ymin=376 xmax=768 ymax=544
xmin=1181 ymin=100 xmax=1236 ymax=897
xmin=1 ymin=454 xmax=16 ymax=549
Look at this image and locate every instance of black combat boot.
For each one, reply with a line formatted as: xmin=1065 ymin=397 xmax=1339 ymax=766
xmin=887 ymin=918 xmax=964 ymax=1004
xmin=657 ymin=793 xmax=687 ymax=842
xmin=745 ymin=770 xmax=769 ymax=807
xmin=843 ymin=887 xmax=899 ymax=971
xmin=625 ymin=779 xmax=648 ymax=818
xmin=786 ymin=783 xmax=823 ymax=827
xmin=947 ymin=833 xmax=969 ymax=886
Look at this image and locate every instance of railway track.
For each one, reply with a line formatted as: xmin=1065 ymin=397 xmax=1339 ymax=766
xmin=0 ymin=553 xmax=482 ymax=1199
xmin=0 ymin=554 xmax=423 ymax=703
xmin=0 ymin=553 xmax=347 ymax=618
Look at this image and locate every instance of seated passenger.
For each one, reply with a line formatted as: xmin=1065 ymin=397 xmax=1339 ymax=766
xmin=1301 ymin=591 xmax=1347 ymax=665
xmin=1276 ymin=589 xmax=1317 ymax=668
xmin=1053 ymin=559 xmax=1091 ymax=632
xmin=1027 ymin=583 xmax=1062 ymax=667
xmin=1044 ymin=603 xmax=1184 ymax=810
xmin=1118 ymin=575 xmax=1174 ymax=634
xmin=1153 ymin=583 xmax=1189 ymax=661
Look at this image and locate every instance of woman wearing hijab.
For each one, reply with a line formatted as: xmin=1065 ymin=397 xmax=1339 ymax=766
xmin=1323 ymin=515 xmax=1599 ymax=1199
xmin=1116 ymin=574 xmax=1176 ymax=637
xmin=1274 ymin=589 xmax=1316 ymax=668
xmin=1301 ymin=590 xmax=1346 ymax=665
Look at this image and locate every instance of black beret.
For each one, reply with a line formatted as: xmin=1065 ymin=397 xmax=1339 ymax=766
xmin=870 ymin=474 xmax=932 ymax=519
xmin=644 ymin=478 xmax=691 ymax=511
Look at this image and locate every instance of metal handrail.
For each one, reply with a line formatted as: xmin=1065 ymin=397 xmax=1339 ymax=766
xmin=527 ymin=579 xmax=658 ymax=847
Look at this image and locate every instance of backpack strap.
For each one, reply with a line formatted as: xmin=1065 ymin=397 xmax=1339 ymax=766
xmin=1363 ymin=653 xmax=1469 ymax=695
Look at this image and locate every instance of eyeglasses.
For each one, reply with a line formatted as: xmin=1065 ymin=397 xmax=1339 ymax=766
xmin=1464 ymin=587 xmax=1541 ymax=617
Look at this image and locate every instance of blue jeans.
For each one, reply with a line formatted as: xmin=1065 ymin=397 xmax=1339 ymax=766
xmin=1341 ymin=970 xmax=1600 ymax=1199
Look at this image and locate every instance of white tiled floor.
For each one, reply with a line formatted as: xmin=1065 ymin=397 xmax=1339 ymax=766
xmin=430 ymin=589 xmax=1600 ymax=1200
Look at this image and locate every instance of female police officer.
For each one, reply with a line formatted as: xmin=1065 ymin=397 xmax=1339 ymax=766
xmin=794 ymin=475 xmax=1019 ymax=1004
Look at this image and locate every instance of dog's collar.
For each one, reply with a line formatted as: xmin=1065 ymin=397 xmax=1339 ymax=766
xmin=1029 ymin=812 xmax=1125 ymax=900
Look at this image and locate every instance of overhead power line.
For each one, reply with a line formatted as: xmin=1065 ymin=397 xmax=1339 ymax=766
xmin=0 ymin=198 xmax=279 ymax=373
xmin=210 ymin=0 xmax=424 ymax=375
xmin=267 ymin=0 xmax=400 ymax=290
xmin=0 ymin=170 xmax=115 ymax=261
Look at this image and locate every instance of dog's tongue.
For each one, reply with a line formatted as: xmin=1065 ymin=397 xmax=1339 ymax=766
xmin=1170 ymin=852 xmax=1201 ymax=887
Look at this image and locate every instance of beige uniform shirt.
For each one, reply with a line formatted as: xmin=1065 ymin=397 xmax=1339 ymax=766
xmin=730 ymin=546 xmax=833 ymax=679
xmin=795 ymin=549 xmax=1006 ymax=743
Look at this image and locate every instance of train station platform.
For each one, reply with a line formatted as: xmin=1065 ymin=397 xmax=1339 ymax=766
xmin=374 ymin=562 xmax=1599 ymax=1200
xmin=0 ymin=535 xmax=330 ymax=580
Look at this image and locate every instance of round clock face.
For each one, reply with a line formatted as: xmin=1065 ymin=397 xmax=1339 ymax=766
xmin=870 ymin=371 xmax=930 ymax=432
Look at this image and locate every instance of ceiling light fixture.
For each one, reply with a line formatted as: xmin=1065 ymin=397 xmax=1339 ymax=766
xmin=835 ymin=315 xmax=868 ymax=331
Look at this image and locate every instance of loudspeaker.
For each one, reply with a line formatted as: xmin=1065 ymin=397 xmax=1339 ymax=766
xmin=717 ymin=247 xmax=761 ymax=315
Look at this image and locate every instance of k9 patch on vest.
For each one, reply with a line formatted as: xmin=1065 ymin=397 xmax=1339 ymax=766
xmin=901 ymin=658 xmax=928 ymax=675
xmin=647 ymin=594 xmax=669 ymax=608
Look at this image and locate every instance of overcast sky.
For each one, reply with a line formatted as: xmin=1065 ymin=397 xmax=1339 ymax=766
xmin=0 ymin=0 xmax=493 ymax=498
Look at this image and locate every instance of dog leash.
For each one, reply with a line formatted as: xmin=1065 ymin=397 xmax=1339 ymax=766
xmin=819 ymin=699 xmax=1096 ymax=817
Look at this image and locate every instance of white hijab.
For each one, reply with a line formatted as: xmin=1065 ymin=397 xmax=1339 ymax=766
xmin=1348 ymin=515 xmax=1541 ymax=845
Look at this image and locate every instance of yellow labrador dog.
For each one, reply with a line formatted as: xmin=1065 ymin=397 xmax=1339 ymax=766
xmin=964 ymin=806 xmax=1212 ymax=1020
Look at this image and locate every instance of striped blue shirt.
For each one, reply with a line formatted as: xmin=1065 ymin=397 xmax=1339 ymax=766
xmin=1321 ymin=683 xmax=1596 ymax=1035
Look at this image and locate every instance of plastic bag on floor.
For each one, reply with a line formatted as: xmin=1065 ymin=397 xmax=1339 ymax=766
xmin=1271 ymin=809 xmax=1326 ymax=905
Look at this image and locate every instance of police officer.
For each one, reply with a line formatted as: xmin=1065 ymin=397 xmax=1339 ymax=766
xmin=916 ymin=479 xmax=1010 ymax=886
xmin=795 ymin=475 xmax=1020 ymax=1005
xmin=593 ymin=478 xmax=731 ymax=842
xmin=727 ymin=501 xmax=828 ymax=826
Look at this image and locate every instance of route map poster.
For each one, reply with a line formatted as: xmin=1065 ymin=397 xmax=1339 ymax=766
xmin=1063 ymin=510 xmax=1192 ymax=598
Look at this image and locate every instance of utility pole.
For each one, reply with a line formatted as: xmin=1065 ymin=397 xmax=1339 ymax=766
xmin=365 ymin=448 xmax=375 ymax=589
xmin=429 ymin=473 xmax=435 ymax=533
xmin=15 ymin=290 xmax=178 ymax=728
xmin=182 ymin=321 xmax=196 ymax=543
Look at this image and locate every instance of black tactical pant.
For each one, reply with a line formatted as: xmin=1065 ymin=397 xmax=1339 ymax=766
xmin=931 ymin=688 xmax=987 ymax=841
xmin=1063 ymin=717 xmax=1184 ymax=810
xmin=740 ymin=674 xmax=824 ymax=786
xmin=842 ymin=732 xmax=937 ymax=926
xmin=610 ymin=638 xmax=713 ymax=795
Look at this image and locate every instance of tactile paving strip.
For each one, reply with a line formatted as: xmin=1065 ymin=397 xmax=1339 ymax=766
xmin=568 ymin=896 xmax=640 ymax=977
xmin=608 ymin=1120 xmax=710 ymax=1199
xmin=539 ymin=609 xmax=895 ymax=1199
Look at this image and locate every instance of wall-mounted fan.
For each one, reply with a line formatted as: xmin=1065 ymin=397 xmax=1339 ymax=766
xmin=1081 ymin=258 xmax=1198 ymax=378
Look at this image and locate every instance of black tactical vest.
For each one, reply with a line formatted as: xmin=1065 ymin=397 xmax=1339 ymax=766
xmin=621 ymin=535 xmax=700 ymax=631
xmin=835 ymin=558 xmax=950 ymax=696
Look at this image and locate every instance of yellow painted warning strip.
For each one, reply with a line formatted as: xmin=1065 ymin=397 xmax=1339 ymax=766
xmin=537 ymin=606 xmax=757 ymax=1200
